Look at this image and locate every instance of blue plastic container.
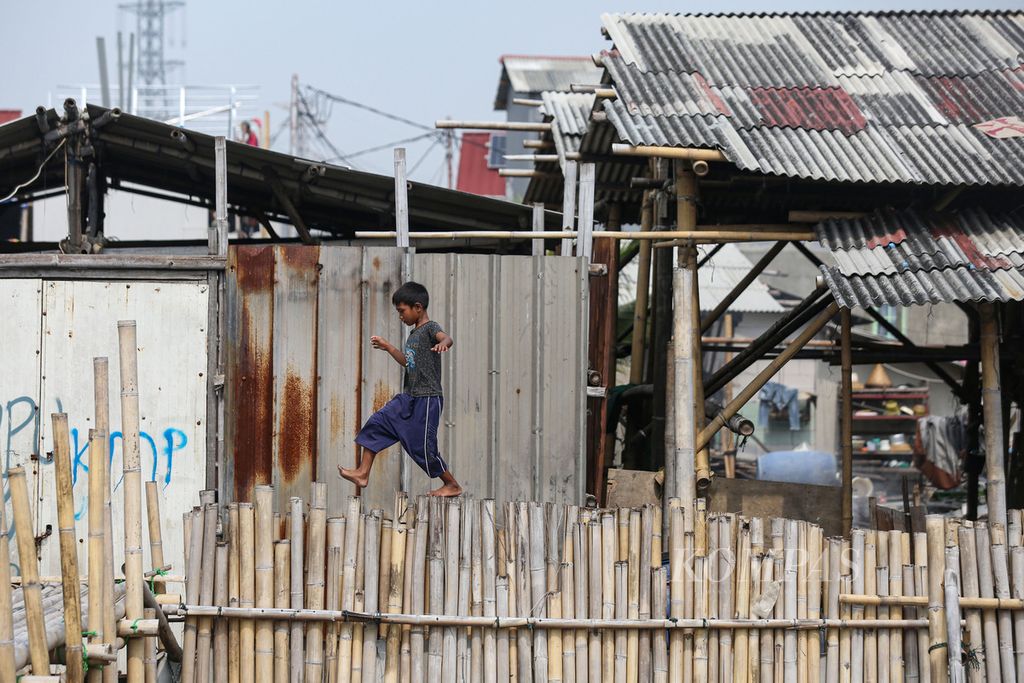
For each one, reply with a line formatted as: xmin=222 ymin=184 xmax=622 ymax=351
xmin=756 ymin=450 xmax=838 ymax=487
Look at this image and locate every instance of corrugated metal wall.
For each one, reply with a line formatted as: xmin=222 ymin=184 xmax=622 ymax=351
xmin=225 ymin=245 xmax=588 ymax=514
xmin=0 ymin=278 xmax=209 ymax=577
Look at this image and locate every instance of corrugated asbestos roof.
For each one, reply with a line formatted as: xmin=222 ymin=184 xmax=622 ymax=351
xmin=596 ymin=11 xmax=1024 ymax=186
xmin=699 ymin=243 xmax=785 ymax=313
xmin=817 ymin=207 xmax=1024 ymax=307
xmin=540 ymin=92 xmax=594 ymax=166
xmin=495 ymin=56 xmax=603 ymax=109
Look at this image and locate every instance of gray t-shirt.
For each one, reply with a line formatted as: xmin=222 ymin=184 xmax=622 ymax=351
xmin=403 ymin=320 xmax=444 ymax=397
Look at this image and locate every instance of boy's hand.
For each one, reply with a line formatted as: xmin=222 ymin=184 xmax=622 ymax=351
xmin=370 ymin=336 xmax=391 ymax=351
xmin=430 ymin=342 xmax=450 ymax=353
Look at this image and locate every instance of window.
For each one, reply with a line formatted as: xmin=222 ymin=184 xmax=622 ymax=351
xmin=487 ymin=134 xmax=507 ymax=169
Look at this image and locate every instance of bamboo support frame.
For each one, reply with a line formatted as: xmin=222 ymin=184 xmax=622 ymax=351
xmin=285 ymin=495 xmax=303 ymax=683
xmin=0 ymin=457 xmax=15 ymax=683
xmin=10 ymin=467 xmax=49 ymax=674
xmin=352 ymin=229 xmax=812 ymax=242
xmin=273 ymin=540 xmax=290 ymax=683
xmin=94 ymin=356 xmax=117 ymax=683
xmin=238 ymin=503 xmax=255 ymax=683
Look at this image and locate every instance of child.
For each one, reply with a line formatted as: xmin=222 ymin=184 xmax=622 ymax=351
xmin=339 ymin=281 xmax=463 ymax=497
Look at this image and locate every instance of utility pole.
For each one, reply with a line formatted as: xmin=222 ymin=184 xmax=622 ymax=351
xmin=290 ymin=73 xmax=299 ymax=157
xmin=445 ymin=119 xmax=454 ymax=189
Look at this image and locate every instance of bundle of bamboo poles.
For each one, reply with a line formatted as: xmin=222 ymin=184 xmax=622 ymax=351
xmin=2 ymin=321 xmax=169 ymax=682
xmin=167 ymin=485 xmax=1024 ymax=683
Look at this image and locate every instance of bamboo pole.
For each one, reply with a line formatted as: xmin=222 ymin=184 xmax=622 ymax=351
xmin=0 ymin=458 xmax=16 ymax=683
xmin=283 ymin=495 xmax=303 ymax=683
xmin=638 ymin=506 xmax=653 ymax=683
xmin=602 ymin=512 xmax=617 ymax=680
xmin=214 ymin=542 xmax=229 ymax=683
xmin=143 ymin=607 xmax=158 ymax=683
xmin=531 ymin=502 xmax=550 ymax=683
xmin=400 ymin=503 xmax=415 ymax=683
xmin=353 ymin=229 xmax=813 ymax=242
xmin=238 ymin=503 xmax=255 ymax=683
xmin=9 ymin=467 xmax=49 ymax=674
xmin=457 ymin=506 xmax=472 ymax=682
xmin=750 ymin=522 xmax=763 ymax=683
xmin=252 ymin=487 xmax=274 ymax=683
xmin=610 ymin=143 xmax=727 ymax=162
xmin=865 ymin=531 xmax=878 ymax=683
xmin=228 ymin=503 xmax=241 ymax=683
xmin=305 ymin=487 xmax=328 ymax=683
xmin=626 ymin=509 xmax=640 ymax=683
xmin=888 ymin=530 xmax=903 ymax=683
xmin=979 ymin=303 xmax=1007 ymax=530
xmin=497 ymin=577 xmax=511 ymax=683
xmin=473 ymin=502 xmax=485 ymax=683
xmin=427 ymin=499 xmax=445 ymax=682
xmin=483 ymin=500 xmax=498 ymax=683
xmin=385 ymin=511 xmax=408 ymax=683
xmin=339 ymin=497 xmax=361 ymax=683
xmin=667 ymin=500 xmax=684 ymax=679
xmin=378 ymin=518 xmax=393 ymax=645
xmin=517 ymin=503 xmax=534 ymax=682
xmin=182 ymin=506 xmax=204 ymax=683
xmin=352 ymin=512 xmax=368 ymax=683
xmin=325 ymin=519 xmax=344 ymax=683
xmin=274 ymin=540 xmax=290 ymax=683
xmin=902 ymin=564 xmax=919 ymax=683
xmin=1011 ymin=546 xmax=1024 ymax=682
xmin=913 ymin=532 xmax=931 ymax=682
xmin=990 ymin=523 xmax=1016 ymax=681
xmin=86 ymin=430 xmax=107 ymax=683
xmin=758 ymin=552 xmax=774 ymax=683
xmin=411 ymin=500 xmax=429 ymax=683
xmin=574 ymin=518 xmax=588 ymax=683
xmin=51 ymin=415 xmax=84 ymax=683
xmin=196 ymin=504 xmax=219 ymax=683
xmin=589 ymin=519 xmax=603 ymax=682
xmin=719 ymin=517 xmax=735 ymax=683
xmin=840 ymin=309 xmax=853 ymax=537
xmin=630 ymin=192 xmax=654 ymax=385
xmin=945 ymin=541 xmax=965 ymax=683
xmin=784 ymin=520 xmax=799 ymax=682
xmin=561 ymin=562 xmax=576 ymax=683
xmin=975 ymin=522 xmax=1002 ymax=682
xmin=925 ymin=516 xmax=949 ymax=681
xmin=614 ymin=564 xmax=627 ymax=683
xmin=94 ymin=356 xmax=117 ymax=683
xmin=735 ymin=522 xmax=751 ymax=683
xmin=118 ymin=320 xmax=145 ymax=683
xmin=825 ymin=538 xmax=841 ymax=683
xmin=652 ymin=567 xmax=668 ymax=683
xmin=145 ymin=482 xmax=166 ymax=596
xmin=362 ymin=510 xmax=382 ymax=683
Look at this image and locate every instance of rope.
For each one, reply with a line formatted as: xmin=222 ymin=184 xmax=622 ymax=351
xmin=928 ymin=641 xmax=947 ymax=653
xmin=150 ymin=567 xmax=169 ymax=594
xmin=130 ymin=618 xmax=142 ymax=633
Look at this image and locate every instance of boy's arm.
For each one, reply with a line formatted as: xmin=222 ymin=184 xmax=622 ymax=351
xmin=371 ymin=336 xmax=407 ymax=366
xmin=431 ymin=330 xmax=454 ymax=353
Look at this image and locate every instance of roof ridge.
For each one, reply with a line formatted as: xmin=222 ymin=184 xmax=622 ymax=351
xmin=603 ymin=9 xmax=1024 ymax=20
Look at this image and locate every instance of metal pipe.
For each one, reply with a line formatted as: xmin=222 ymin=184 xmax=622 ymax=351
xmin=841 ymin=308 xmax=853 ymax=537
xmin=64 ymin=98 xmax=80 ymax=123
xmin=700 ymin=241 xmax=786 ymax=333
xmin=611 ymin=143 xmax=727 ymax=162
xmin=703 ymin=285 xmax=830 ymax=397
xmin=171 ymin=129 xmax=196 ymax=154
xmin=697 ymin=302 xmax=840 ymax=451
xmin=351 ymin=230 xmax=811 ymax=241
xmin=35 ymin=106 xmax=49 ymax=134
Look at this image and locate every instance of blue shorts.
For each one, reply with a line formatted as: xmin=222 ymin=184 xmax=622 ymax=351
xmin=355 ymin=393 xmax=448 ymax=478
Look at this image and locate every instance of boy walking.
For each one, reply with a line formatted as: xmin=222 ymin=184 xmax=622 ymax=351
xmin=339 ymin=281 xmax=463 ymax=497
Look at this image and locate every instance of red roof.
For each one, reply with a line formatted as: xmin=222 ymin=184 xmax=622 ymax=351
xmin=0 ymin=110 xmax=22 ymax=126
xmin=456 ymin=133 xmax=505 ymax=198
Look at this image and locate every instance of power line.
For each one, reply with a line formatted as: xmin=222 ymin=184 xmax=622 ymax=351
xmin=331 ymin=132 xmax=440 ymax=162
xmin=304 ymin=84 xmax=434 ymax=132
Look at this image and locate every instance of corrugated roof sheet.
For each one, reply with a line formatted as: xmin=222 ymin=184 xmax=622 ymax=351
xmin=540 ymin=92 xmax=594 ymax=168
xmin=817 ymin=207 xmax=1024 ymax=306
xmin=495 ymin=56 xmax=603 ymax=109
xmin=698 ymin=243 xmax=786 ymax=313
xmin=596 ymin=10 xmax=1024 ymax=186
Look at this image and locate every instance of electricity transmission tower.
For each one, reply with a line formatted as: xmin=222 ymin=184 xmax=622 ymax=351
xmin=118 ymin=0 xmax=185 ymax=115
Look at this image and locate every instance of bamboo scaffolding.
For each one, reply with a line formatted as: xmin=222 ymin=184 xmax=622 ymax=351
xmin=427 ymin=499 xmax=445 ymax=682
xmin=145 ymin=482 xmax=167 ymax=597
xmin=457 ymin=505 xmax=472 ymax=682
xmin=384 ymin=510 xmax=407 ymax=683
xmin=196 ymin=503 xmax=219 ymax=683
xmin=352 ymin=510 xmax=366 ymax=683
xmin=483 ymin=500 xmax=498 ymax=683
xmin=1011 ymin=546 xmax=1024 ymax=682
xmin=472 ymin=502 xmax=486 ymax=683
xmin=652 ymin=567 xmax=668 ymax=683
xmin=94 ymin=356 xmax=117 ymax=683
xmin=362 ymin=510 xmax=382 ymax=683
xmin=252 ymin=488 xmax=274 ymax=683
xmin=284 ymin=495 xmax=303 ymax=683
xmin=214 ymin=542 xmax=229 ymax=683
xmin=229 ymin=504 xmax=240 ymax=683
xmin=326 ymin=518 xmax=345 ymax=683
xmin=339 ymin=497 xmax=361 ymax=683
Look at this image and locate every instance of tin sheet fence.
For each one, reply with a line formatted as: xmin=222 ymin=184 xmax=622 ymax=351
xmin=225 ymin=245 xmax=589 ymax=514
xmin=0 ymin=278 xmax=209 ymax=577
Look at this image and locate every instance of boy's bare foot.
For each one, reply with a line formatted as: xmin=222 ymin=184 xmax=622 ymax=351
xmin=428 ymin=482 xmax=463 ymax=497
xmin=338 ymin=465 xmax=368 ymax=488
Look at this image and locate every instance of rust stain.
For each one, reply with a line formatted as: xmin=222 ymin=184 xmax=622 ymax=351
xmin=329 ymin=397 xmax=345 ymax=439
xmin=230 ymin=246 xmax=275 ymax=502
xmin=280 ymin=243 xmax=321 ymax=271
xmin=372 ymin=256 xmax=381 ymax=271
xmin=373 ymin=380 xmax=392 ymax=413
xmin=278 ymin=368 xmax=316 ymax=484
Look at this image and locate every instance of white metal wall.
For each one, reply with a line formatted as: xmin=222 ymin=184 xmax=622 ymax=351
xmin=0 ymin=279 xmax=208 ymax=578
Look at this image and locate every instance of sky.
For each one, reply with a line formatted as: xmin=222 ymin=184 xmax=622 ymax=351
xmin=2 ymin=0 xmax=1021 ymax=184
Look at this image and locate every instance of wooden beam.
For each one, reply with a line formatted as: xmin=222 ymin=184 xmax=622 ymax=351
xmin=262 ymin=166 xmax=316 ymax=245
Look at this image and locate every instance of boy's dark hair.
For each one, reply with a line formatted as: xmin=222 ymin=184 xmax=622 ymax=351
xmin=392 ymin=281 xmax=429 ymax=309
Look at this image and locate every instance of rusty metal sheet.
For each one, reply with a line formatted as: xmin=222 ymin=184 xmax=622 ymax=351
xmin=226 ymin=246 xmax=276 ymax=502
xmin=316 ymin=246 xmax=363 ymax=517
xmin=358 ymin=247 xmax=404 ymax=512
xmin=271 ymin=245 xmax=320 ymax=508
xmin=35 ymin=279 xmax=208 ymax=577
